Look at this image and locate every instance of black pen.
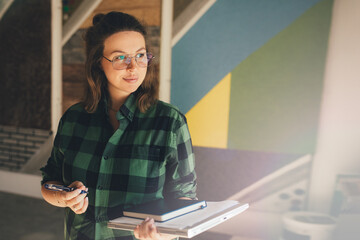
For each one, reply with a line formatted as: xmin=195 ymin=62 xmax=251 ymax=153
xmin=44 ymin=183 xmax=88 ymax=194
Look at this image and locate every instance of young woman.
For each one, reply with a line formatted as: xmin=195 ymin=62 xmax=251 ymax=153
xmin=41 ymin=12 xmax=197 ymax=240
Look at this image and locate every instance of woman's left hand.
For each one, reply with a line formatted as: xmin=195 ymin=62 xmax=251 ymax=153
xmin=133 ymin=217 xmax=176 ymax=240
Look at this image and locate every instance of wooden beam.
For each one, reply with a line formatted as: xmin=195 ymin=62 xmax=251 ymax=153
xmin=0 ymin=0 xmax=14 ymax=21
xmin=62 ymin=0 xmax=102 ymax=46
xmin=172 ymin=0 xmax=216 ymax=46
xmin=51 ymin=0 xmax=62 ymax=134
xmin=159 ymin=0 xmax=173 ymax=103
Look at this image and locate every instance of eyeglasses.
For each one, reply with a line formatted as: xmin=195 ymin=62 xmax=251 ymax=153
xmin=103 ymin=52 xmax=154 ymax=70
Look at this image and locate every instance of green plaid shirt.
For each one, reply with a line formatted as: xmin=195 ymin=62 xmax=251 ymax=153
xmin=41 ymin=92 xmax=197 ymax=240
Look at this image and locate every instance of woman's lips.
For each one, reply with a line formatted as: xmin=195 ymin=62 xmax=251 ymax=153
xmin=123 ymin=76 xmax=138 ymax=83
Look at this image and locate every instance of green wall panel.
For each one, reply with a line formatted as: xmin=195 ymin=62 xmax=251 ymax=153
xmin=228 ymin=0 xmax=333 ymax=154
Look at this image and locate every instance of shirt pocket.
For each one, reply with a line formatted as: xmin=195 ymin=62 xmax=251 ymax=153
xmin=126 ymin=146 xmax=165 ymax=194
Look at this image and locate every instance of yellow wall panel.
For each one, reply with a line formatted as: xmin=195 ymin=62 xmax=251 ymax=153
xmin=186 ymin=73 xmax=231 ymax=148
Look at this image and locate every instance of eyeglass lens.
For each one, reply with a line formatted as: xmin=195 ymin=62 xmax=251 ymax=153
xmin=112 ymin=53 xmax=153 ymax=70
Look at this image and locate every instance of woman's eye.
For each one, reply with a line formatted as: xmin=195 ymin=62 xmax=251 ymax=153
xmin=115 ymin=55 xmax=126 ymax=61
xmin=136 ymin=53 xmax=145 ymax=58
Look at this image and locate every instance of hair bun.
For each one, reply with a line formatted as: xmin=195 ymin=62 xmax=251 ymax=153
xmin=93 ymin=13 xmax=105 ymax=25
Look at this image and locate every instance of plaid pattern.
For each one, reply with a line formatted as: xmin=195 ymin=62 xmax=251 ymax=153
xmin=41 ymin=92 xmax=197 ymax=240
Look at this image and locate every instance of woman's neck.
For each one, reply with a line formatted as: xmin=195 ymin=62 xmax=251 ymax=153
xmin=108 ymin=89 xmax=130 ymax=111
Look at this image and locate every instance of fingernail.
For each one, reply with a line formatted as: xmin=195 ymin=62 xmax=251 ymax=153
xmin=145 ymin=217 xmax=149 ymax=221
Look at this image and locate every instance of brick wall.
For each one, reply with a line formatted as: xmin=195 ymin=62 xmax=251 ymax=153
xmin=0 ymin=0 xmax=51 ymax=129
xmin=0 ymin=125 xmax=51 ymax=171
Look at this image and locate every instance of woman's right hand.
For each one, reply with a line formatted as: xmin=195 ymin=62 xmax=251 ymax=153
xmin=56 ymin=181 xmax=89 ymax=214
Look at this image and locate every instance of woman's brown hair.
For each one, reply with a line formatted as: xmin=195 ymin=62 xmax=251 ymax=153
xmin=82 ymin=11 xmax=158 ymax=113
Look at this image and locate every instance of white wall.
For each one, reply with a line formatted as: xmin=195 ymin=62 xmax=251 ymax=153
xmin=0 ymin=170 xmax=42 ymax=198
xmin=308 ymin=0 xmax=360 ymax=213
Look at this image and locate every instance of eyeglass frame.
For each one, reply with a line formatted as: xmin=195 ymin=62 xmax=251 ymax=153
xmin=102 ymin=52 xmax=154 ymax=70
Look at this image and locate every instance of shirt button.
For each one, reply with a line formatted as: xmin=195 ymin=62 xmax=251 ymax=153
xmin=97 ymin=185 xmax=103 ymax=190
xmin=103 ymin=155 xmax=108 ymax=160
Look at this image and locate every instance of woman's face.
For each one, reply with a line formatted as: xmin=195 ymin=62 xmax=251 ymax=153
xmin=101 ymin=31 xmax=147 ymax=97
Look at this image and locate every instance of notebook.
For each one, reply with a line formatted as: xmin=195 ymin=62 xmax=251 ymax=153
xmin=123 ymin=199 xmax=207 ymax=222
xmin=108 ymin=200 xmax=249 ymax=238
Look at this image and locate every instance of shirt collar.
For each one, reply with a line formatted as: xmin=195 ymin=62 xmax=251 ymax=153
xmin=102 ymin=92 xmax=137 ymax=122
xmin=118 ymin=92 xmax=137 ymax=121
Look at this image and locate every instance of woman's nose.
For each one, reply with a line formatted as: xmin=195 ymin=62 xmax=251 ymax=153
xmin=126 ymin=57 xmax=137 ymax=70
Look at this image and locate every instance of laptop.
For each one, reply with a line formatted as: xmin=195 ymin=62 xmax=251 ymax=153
xmin=122 ymin=198 xmax=207 ymax=222
xmin=108 ymin=200 xmax=249 ymax=238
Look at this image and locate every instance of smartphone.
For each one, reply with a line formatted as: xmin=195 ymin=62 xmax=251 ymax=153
xmin=44 ymin=183 xmax=88 ymax=194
